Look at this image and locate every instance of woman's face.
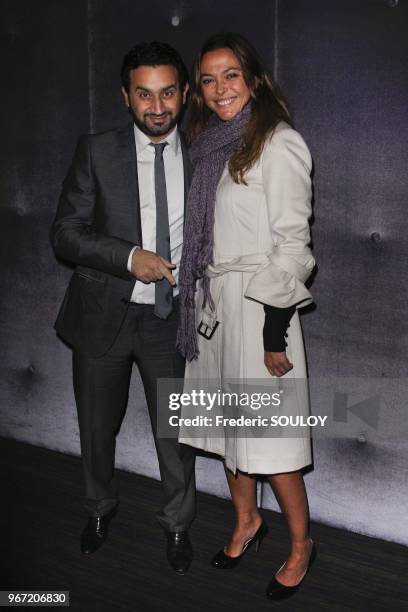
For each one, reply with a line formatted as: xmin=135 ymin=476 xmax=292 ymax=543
xmin=199 ymin=47 xmax=251 ymax=121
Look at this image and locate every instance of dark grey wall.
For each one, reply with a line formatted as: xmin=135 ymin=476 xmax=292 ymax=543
xmin=1 ymin=0 xmax=407 ymax=545
xmin=0 ymin=0 xmax=89 ymax=443
xmin=279 ymin=0 xmax=408 ymax=378
xmin=87 ymin=0 xmax=277 ymax=130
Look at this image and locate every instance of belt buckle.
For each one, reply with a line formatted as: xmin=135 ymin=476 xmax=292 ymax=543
xmin=197 ymin=320 xmax=219 ymax=340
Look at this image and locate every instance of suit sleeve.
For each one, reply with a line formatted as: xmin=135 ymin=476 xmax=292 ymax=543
xmin=50 ymin=135 xmax=135 ymax=280
xmin=245 ymin=126 xmax=315 ymax=308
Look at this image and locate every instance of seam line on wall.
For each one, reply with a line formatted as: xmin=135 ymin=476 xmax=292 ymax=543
xmin=87 ymin=0 xmax=95 ymax=133
xmin=274 ymin=0 xmax=279 ymax=81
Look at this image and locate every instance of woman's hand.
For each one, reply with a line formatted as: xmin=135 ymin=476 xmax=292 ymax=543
xmin=264 ymin=351 xmax=293 ymax=377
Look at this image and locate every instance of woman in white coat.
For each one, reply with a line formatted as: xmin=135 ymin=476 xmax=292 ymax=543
xmin=177 ymin=32 xmax=316 ymax=600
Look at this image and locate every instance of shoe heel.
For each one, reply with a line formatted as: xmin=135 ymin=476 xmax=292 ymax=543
xmin=255 ymin=522 xmax=268 ymax=553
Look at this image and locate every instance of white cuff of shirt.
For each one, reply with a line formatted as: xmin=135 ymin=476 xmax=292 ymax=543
xmin=127 ymin=245 xmax=140 ymax=272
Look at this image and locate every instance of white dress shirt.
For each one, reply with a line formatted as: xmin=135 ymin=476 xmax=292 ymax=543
xmin=127 ymin=124 xmax=184 ymax=303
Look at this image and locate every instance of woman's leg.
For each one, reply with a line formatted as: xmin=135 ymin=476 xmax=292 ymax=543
xmin=268 ymin=470 xmax=313 ymax=586
xmin=224 ymin=467 xmax=263 ymax=557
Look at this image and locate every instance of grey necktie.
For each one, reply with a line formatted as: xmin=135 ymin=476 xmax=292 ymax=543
xmin=150 ymin=141 xmax=173 ymax=319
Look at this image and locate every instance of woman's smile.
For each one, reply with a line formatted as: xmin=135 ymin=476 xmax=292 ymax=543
xmin=216 ymin=97 xmax=237 ymax=106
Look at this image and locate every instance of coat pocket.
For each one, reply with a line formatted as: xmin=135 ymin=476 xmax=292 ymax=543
xmin=75 ymin=266 xmax=106 ymax=284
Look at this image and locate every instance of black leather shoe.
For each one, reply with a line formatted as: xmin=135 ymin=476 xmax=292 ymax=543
xmin=165 ymin=531 xmax=193 ymax=574
xmin=80 ymin=506 xmax=118 ymax=555
xmin=266 ymin=540 xmax=317 ymax=600
xmin=211 ymin=520 xmax=268 ymax=569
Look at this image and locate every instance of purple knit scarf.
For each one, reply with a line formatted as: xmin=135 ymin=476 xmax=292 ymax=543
xmin=176 ymin=103 xmax=252 ymax=361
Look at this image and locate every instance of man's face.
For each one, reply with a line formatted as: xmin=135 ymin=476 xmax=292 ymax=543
xmin=122 ymin=65 xmax=188 ymax=141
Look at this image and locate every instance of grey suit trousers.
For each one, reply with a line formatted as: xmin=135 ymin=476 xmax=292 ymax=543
xmin=72 ymin=299 xmax=196 ymax=532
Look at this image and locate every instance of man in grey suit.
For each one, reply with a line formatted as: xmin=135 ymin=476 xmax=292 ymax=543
xmin=50 ymin=42 xmax=195 ymax=574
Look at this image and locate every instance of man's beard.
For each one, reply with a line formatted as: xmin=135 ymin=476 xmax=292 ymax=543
xmin=131 ymin=110 xmax=180 ymax=138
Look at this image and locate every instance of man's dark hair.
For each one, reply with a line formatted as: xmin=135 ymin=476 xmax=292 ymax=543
xmin=121 ymin=41 xmax=189 ymax=92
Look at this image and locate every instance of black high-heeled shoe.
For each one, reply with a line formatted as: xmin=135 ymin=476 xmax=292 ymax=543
xmin=266 ymin=540 xmax=317 ymax=600
xmin=211 ymin=520 xmax=268 ymax=569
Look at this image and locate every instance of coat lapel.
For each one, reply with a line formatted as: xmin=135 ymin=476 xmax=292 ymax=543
xmin=116 ymin=122 xmax=143 ymax=246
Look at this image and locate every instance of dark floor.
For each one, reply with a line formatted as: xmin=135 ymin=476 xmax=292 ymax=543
xmin=0 ymin=437 xmax=407 ymax=612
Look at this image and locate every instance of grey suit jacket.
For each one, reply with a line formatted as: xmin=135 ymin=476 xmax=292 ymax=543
xmin=50 ymin=122 xmax=191 ymax=357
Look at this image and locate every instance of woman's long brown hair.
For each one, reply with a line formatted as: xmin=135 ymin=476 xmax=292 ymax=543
xmin=187 ymin=32 xmax=293 ymax=184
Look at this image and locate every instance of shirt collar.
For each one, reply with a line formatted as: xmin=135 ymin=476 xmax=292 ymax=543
xmin=133 ymin=123 xmax=179 ymax=155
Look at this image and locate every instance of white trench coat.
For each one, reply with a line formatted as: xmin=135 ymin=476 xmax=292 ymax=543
xmin=179 ymin=122 xmax=315 ymax=475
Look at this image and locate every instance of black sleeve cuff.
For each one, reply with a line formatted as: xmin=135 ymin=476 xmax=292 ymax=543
xmin=263 ymin=304 xmax=296 ymax=352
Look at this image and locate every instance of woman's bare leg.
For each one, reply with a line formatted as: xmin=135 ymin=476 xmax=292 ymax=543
xmin=224 ymin=467 xmax=263 ymax=557
xmin=268 ymin=470 xmax=313 ymax=586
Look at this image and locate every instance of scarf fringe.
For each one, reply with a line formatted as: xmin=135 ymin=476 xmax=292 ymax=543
xmin=176 ymin=304 xmax=199 ymax=361
xmin=201 ymin=276 xmax=215 ymax=311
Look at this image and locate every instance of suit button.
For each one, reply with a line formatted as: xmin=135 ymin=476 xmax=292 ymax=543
xmin=121 ymin=297 xmax=128 ymax=304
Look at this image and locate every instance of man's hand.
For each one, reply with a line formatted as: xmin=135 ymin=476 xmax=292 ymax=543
xmin=131 ymin=248 xmax=176 ymax=285
xmin=264 ymin=351 xmax=293 ymax=377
